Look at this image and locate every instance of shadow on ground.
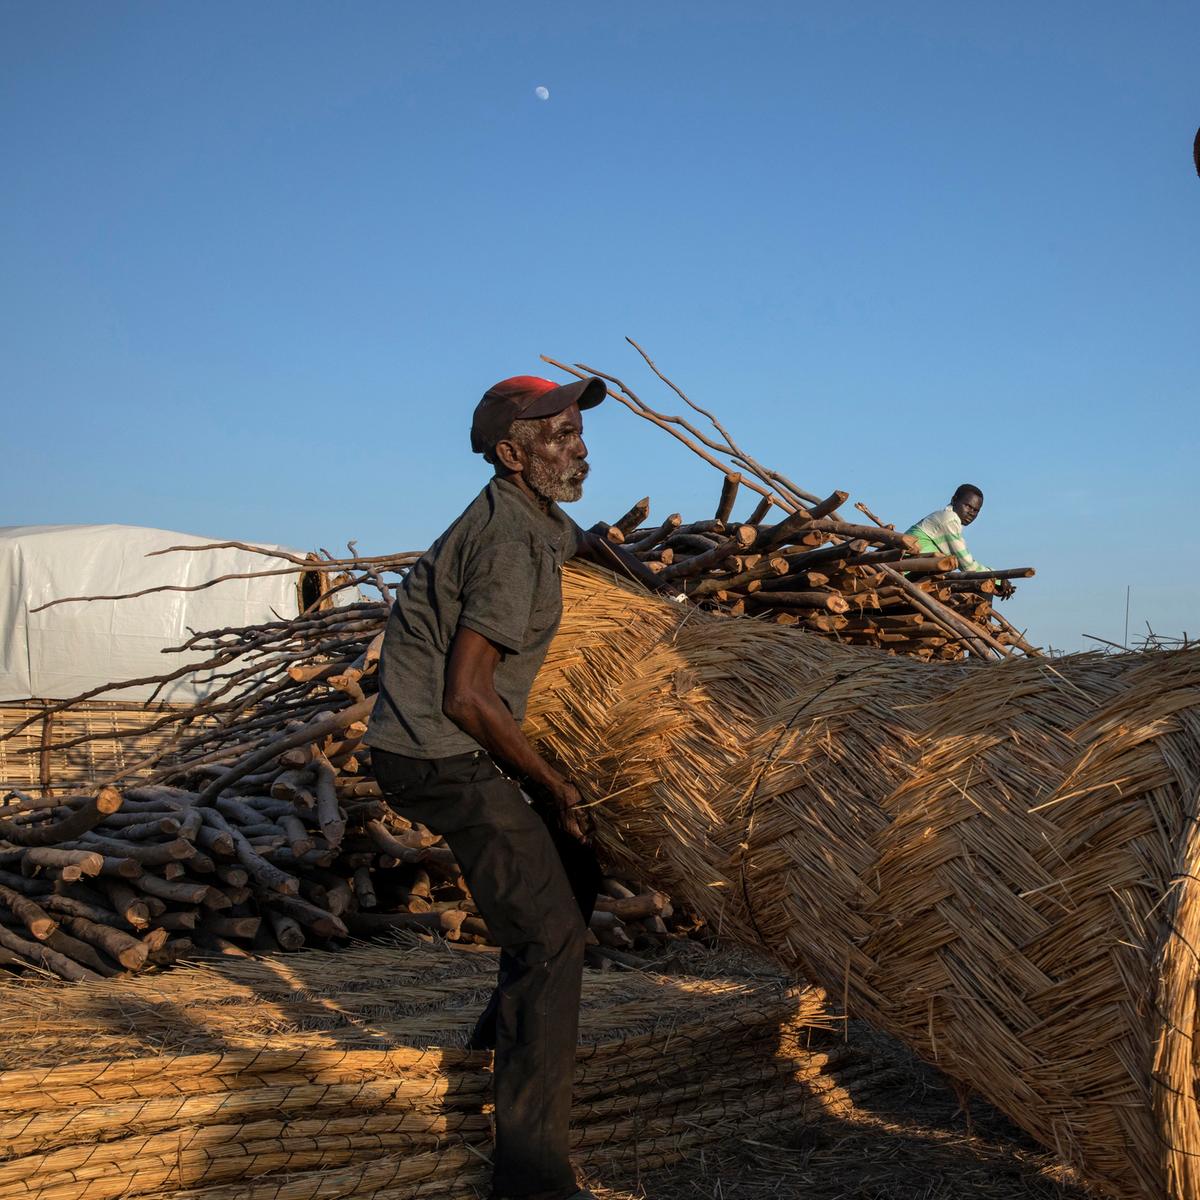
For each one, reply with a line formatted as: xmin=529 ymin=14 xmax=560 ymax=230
xmin=593 ymin=1020 xmax=1094 ymax=1200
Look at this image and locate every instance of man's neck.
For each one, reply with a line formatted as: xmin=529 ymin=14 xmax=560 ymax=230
xmin=496 ymin=470 xmax=554 ymax=514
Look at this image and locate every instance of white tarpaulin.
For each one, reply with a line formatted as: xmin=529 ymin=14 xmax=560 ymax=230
xmin=0 ymin=524 xmax=308 ymax=703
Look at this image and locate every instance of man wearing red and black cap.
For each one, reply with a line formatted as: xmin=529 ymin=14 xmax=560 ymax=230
xmin=367 ymin=374 xmax=658 ymax=1200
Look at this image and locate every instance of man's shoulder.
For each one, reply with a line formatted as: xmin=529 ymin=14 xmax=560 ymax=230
xmin=940 ymin=505 xmax=963 ymax=532
xmin=430 ymin=481 xmax=508 ymax=549
xmin=434 ymin=478 xmax=576 ymax=563
xmin=919 ymin=505 xmax=957 ymax=528
xmin=417 ymin=481 xmax=541 ymax=579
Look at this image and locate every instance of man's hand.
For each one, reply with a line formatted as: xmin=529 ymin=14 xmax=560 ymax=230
xmin=545 ymin=777 xmax=591 ymax=843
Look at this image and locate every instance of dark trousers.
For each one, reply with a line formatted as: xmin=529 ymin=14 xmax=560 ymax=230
xmin=372 ymin=747 xmax=600 ymax=1199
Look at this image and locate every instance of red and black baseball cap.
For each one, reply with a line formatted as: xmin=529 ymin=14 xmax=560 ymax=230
xmin=470 ymin=375 xmax=606 ymax=456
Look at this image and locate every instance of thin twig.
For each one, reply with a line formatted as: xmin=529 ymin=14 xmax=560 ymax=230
xmin=541 ymin=354 xmax=790 ymax=516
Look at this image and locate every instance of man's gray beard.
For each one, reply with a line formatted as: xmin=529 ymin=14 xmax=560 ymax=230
xmin=524 ymin=456 xmax=585 ymax=504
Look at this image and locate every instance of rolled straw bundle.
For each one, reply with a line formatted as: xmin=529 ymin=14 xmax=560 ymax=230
xmin=522 ymin=565 xmax=1200 ymax=1200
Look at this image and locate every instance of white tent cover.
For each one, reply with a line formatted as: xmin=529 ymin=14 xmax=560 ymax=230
xmin=0 ymin=525 xmax=306 ymax=703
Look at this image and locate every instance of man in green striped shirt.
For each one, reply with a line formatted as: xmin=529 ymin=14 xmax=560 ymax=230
xmin=906 ymin=484 xmax=1015 ymax=599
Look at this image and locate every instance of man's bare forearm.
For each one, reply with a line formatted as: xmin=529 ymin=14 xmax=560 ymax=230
xmin=444 ymin=687 xmax=563 ymax=790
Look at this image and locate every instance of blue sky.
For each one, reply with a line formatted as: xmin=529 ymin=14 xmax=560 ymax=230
xmin=2 ymin=2 xmax=1197 ymax=651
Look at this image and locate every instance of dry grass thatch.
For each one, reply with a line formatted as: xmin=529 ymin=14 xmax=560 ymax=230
xmin=516 ymin=565 xmax=1200 ymax=1200
xmin=0 ymin=940 xmax=864 ymax=1200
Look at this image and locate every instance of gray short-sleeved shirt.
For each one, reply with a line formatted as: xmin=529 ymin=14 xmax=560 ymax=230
xmin=365 ymin=477 xmax=580 ymax=759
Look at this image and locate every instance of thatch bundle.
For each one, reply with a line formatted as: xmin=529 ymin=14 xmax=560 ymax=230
xmin=521 ymin=566 xmax=1200 ymax=1200
xmin=0 ymin=942 xmax=863 ymax=1200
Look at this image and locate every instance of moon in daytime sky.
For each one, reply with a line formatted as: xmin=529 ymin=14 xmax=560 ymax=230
xmin=534 ymin=85 xmax=550 ymax=101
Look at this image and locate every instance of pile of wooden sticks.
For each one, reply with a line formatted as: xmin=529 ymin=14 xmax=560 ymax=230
xmin=0 ymin=785 xmax=685 ymax=982
xmin=0 ymin=583 xmax=693 ymax=979
xmin=547 ymin=338 xmax=1036 ymax=663
xmin=595 ymin=483 xmax=1036 ymax=662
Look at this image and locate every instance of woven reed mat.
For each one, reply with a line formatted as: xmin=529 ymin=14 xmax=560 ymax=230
xmin=0 ymin=702 xmax=192 ymax=798
xmin=520 ymin=566 xmax=1200 ymax=1200
xmin=0 ymin=940 xmax=861 ymax=1200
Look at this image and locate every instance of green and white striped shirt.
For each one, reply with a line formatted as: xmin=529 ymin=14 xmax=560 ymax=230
xmin=905 ymin=506 xmax=990 ymax=574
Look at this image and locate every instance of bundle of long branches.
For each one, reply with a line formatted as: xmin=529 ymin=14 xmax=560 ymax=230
xmin=0 ymin=942 xmax=865 ymax=1200
xmin=547 ymin=338 xmax=1036 ymax=663
xmin=0 ymin=558 xmax=693 ymax=978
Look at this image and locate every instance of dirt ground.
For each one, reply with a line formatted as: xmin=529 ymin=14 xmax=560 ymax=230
xmin=590 ymin=1020 xmax=1092 ymax=1200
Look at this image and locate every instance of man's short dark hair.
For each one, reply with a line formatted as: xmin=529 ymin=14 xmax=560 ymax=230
xmin=482 ymin=417 xmax=539 ymax=468
xmin=953 ymin=483 xmax=983 ymax=503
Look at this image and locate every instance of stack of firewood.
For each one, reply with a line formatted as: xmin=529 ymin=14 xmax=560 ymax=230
xmin=0 ymin=592 xmax=698 ymax=980
xmin=0 ymin=786 xmax=690 ymax=980
xmin=537 ymin=341 xmax=1036 ymax=662
xmin=594 ymin=482 xmax=1036 ymax=662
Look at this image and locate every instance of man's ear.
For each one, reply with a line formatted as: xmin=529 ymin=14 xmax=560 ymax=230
xmin=493 ymin=437 xmax=524 ymax=474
